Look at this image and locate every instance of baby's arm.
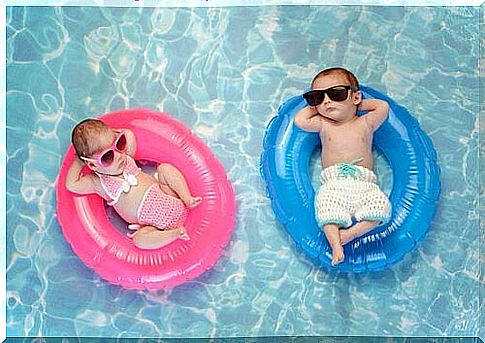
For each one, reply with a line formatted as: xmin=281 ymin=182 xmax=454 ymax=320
xmin=359 ymin=99 xmax=390 ymax=132
xmin=124 ymin=128 xmax=137 ymax=157
xmin=294 ymin=106 xmax=323 ymax=132
xmin=65 ymin=158 xmax=98 ymax=195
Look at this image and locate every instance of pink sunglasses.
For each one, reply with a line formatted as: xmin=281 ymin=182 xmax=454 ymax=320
xmin=81 ymin=130 xmax=127 ymax=167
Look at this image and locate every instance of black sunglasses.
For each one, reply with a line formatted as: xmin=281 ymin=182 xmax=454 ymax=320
xmin=303 ymin=85 xmax=359 ymax=106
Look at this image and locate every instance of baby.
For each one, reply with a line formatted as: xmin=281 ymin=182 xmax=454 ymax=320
xmin=65 ymin=119 xmax=202 ymax=250
xmin=294 ymin=67 xmax=392 ymax=266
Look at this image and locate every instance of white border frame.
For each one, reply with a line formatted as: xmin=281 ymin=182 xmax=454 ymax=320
xmin=2 ymin=1 xmax=481 ymax=342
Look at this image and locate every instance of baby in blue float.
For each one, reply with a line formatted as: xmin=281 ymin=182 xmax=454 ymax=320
xmin=294 ymin=67 xmax=392 ymax=266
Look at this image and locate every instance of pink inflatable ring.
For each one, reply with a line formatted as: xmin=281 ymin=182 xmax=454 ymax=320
xmin=56 ymin=109 xmax=236 ymax=290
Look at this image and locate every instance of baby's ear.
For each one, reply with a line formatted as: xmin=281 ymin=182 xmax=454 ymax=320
xmin=85 ymin=161 xmax=98 ymax=172
xmin=352 ymin=90 xmax=362 ymax=105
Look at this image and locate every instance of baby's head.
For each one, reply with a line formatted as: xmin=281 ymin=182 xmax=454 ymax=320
xmin=304 ymin=67 xmax=362 ymax=122
xmin=72 ymin=119 xmax=127 ymax=175
xmin=310 ymin=67 xmax=360 ymax=90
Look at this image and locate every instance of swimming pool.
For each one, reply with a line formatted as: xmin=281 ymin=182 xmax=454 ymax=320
xmin=6 ymin=5 xmax=479 ymax=338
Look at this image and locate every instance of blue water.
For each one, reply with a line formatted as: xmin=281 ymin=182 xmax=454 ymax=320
xmin=6 ymin=5 xmax=480 ymax=338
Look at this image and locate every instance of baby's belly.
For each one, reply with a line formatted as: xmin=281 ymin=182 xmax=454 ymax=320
xmin=322 ymin=150 xmax=374 ymax=170
xmin=112 ymin=181 xmax=156 ymax=223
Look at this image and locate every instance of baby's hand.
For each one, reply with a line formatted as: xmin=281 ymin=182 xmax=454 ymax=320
xmin=179 ymin=228 xmax=190 ymax=240
xmin=184 ymin=196 xmax=202 ymax=208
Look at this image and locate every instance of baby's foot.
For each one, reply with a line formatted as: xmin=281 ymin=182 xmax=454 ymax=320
xmin=339 ymin=228 xmax=356 ymax=246
xmin=178 ymin=228 xmax=190 ymax=241
xmin=127 ymin=224 xmax=141 ymax=238
xmin=184 ymin=196 xmax=202 ymax=208
xmin=127 ymin=225 xmax=157 ymax=238
xmin=128 ymin=224 xmax=141 ymax=231
xmin=331 ymin=245 xmax=345 ymax=266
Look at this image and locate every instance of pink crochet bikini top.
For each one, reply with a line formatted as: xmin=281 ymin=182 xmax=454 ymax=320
xmin=97 ymin=155 xmax=141 ymax=206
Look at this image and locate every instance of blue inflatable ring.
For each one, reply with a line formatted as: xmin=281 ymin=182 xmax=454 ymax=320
xmin=260 ymin=86 xmax=440 ymax=272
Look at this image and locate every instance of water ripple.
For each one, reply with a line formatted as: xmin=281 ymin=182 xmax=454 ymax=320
xmin=6 ymin=5 xmax=479 ymax=338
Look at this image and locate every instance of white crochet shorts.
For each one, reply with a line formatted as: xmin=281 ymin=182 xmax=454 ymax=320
xmin=314 ymin=164 xmax=391 ymax=228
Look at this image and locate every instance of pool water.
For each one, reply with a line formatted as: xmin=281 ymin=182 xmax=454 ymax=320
xmin=6 ymin=5 xmax=480 ymax=338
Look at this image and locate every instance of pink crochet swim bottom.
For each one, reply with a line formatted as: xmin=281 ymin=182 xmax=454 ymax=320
xmin=137 ymin=184 xmax=188 ymax=229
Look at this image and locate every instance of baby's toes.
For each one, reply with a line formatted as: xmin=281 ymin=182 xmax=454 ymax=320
xmin=128 ymin=224 xmax=141 ymax=231
xmin=331 ymin=247 xmax=345 ymax=266
xmin=179 ymin=229 xmax=190 ymax=241
xmin=188 ymin=196 xmax=202 ymax=208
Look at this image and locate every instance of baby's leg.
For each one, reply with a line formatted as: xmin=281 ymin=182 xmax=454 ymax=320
xmin=156 ymin=163 xmax=202 ymax=208
xmin=131 ymin=226 xmax=190 ymax=250
xmin=323 ymin=224 xmax=344 ymax=266
xmin=340 ymin=220 xmax=379 ymax=245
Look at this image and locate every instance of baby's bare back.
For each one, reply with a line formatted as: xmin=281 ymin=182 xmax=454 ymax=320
xmin=320 ymin=116 xmax=374 ymax=169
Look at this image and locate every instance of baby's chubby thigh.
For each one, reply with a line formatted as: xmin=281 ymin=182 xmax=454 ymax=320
xmin=158 ymin=183 xmax=179 ymax=199
xmin=145 ymin=169 xmax=180 ymax=199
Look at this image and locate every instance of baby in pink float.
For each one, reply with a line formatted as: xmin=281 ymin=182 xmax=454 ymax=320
xmin=66 ymin=119 xmax=202 ymax=250
xmin=294 ymin=67 xmax=392 ymax=266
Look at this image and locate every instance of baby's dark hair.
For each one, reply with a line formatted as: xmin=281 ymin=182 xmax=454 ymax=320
xmin=71 ymin=118 xmax=110 ymax=158
xmin=311 ymin=67 xmax=360 ymax=90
